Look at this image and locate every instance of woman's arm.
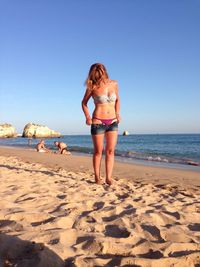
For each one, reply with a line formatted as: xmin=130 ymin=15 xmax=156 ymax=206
xmin=81 ymin=88 xmax=93 ymax=125
xmin=115 ymin=81 xmax=121 ymax=122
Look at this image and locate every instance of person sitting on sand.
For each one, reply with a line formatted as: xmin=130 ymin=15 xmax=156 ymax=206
xmin=54 ymin=141 xmax=71 ymax=155
xmin=36 ymin=140 xmax=51 ymax=153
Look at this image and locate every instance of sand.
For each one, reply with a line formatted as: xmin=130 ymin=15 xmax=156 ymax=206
xmin=0 ymin=147 xmax=200 ymax=267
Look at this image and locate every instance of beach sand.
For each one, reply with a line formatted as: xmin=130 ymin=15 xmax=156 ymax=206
xmin=0 ymin=147 xmax=200 ymax=266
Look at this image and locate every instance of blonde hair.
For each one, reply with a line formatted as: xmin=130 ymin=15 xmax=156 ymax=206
xmin=85 ymin=63 xmax=109 ymax=91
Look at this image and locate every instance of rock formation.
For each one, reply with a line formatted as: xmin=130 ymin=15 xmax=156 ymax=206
xmin=22 ymin=123 xmax=61 ymax=138
xmin=123 ymin=131 xmax=129 ymax=136
xmin=0 ymin=123 xmax=17 ymax=138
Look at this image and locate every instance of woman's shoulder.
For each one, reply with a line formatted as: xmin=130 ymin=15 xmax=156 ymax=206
xmin=109 ymin=80 xmax=118 ymax=91
xmin=107 ymin=79 xmax=118 ymax=87
xmin=108 ymin=79 xmax=117 ymax=83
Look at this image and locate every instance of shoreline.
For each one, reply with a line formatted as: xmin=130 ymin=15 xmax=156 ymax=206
xmin=0 ymin=146 xmax=200 ymax=188
xmin=1 ymin=144 xmax=200 ymax=172
xmin=0 ymin=133 xmax=200 ymax=171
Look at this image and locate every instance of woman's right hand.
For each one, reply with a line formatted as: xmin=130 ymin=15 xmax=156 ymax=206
xmin=86 ymin=117 xmax=92 ymax=125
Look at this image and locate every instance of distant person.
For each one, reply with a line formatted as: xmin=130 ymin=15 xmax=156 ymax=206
xmin=81 ymin=63 xmax=120 ymax=185
xmin=54 ymin=141 xmax=71 ymax=155
xmin=36 ymin=140 xmax=51 ymax=153
xmin=28 ymin=137 xmax=32 ymax=146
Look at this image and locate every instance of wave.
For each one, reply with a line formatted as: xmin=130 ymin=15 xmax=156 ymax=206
xmin=114 ymin=150 xmax=200 ymax=166
xmin=0 ymin=141 xmax=199 ymax=167
xmin=69 ymin=146 xmax=200 ymax=167
xmin=69 ymin=146 xmax=93 ymax=154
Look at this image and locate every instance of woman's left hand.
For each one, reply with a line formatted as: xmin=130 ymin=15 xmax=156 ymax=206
xmin=116 ymin=114 xmax=121 ymax=123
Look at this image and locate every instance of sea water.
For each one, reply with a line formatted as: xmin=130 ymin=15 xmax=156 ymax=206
xmin=0 ymin=134 xmax=200 ymax=170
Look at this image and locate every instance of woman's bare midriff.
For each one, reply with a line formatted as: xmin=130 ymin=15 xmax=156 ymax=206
xmin=92 ymin=103 xmax=116 ymax=124
xmin=90 ymin=79 xmax=118 ymax=124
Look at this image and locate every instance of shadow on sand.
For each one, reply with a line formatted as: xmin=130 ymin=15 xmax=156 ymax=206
xmin=0 ymin=233 xmax=65 ymax=267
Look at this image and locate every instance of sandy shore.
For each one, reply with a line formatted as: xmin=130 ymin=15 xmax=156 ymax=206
xmin=0 ymin=147 xmax=200 ymax=266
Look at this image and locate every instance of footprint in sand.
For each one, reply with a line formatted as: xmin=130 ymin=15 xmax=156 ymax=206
xmin=163 ymin=210 xmax=181 ymax=220
xmin=56 ymin=194 xmax=66 ymax=200
xmin=141 ymin=224 xmax=164 ymax=242
xmin=138 ymin=249 xmax=163 ymax=259
xmin=93 ymin=201 xmax=105 ymax=210
xmin=48 ymin=238 xmax=60 ymax=245
xmin=188 ymin=223 xmax=200 ymax=231
xmin=102 ymin=214 xmax=119 ymax=222
xmin=102 ymin=207 xmax=136 ymax=222
xmin=49 ymin=203 xmax=69 ymax=217
xmin=161 ymin=227 xmax=193 ymax=243
xmin=31 ymin=217 xmax=56 ymax=227
xmin=0 ymin=220 xmax=23 ymax=232
xmin=15 ymin=194 xmax=37 ymax=203
xmin=164 ymin=242 xmax=200 ymax=258
xmin=116 ymin=192 xmax=130 ymax=200
xmin=105 ymin=224 xmax=130 ymax=238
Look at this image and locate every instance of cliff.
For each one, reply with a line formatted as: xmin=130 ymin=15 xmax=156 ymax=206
xmin=0 ymin=124 xmax=17 ymax=138
xmin=22 ymin=123 xmax=61 ymax=138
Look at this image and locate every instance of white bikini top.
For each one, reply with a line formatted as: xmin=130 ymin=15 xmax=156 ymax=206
xmin=93 ymin=93 xmax=117 ymax=104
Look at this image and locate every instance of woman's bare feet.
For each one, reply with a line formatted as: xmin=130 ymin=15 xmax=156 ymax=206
xmin=95 ymin=177 xmax=104 ymax=185
xmin=106 ymin=178 xmax=114 ymax=186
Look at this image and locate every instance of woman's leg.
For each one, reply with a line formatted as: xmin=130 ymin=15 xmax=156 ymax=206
xmin=105 ymin=130 xmax=118 ymax=185
xmin=92 ymin=134 xmax=105 ymax=184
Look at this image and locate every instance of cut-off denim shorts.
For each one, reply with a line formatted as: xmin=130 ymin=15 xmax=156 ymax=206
xmin=91 ymin=121 xmax=118 ymax=135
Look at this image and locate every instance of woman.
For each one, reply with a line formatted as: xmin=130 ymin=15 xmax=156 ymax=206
xmin=82 ymin=63 xmax=120 ymax=185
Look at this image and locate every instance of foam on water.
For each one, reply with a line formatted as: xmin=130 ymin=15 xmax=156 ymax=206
xmin=0 ymin=134 xmax=200 ymax=169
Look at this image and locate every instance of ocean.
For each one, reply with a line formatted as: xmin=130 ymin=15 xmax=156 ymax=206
xmin=0 ymin=134 xmax=200 ymax=170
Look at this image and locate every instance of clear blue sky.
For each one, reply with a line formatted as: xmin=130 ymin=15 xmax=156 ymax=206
xmin=0 ymin=0 xmax=200 ymax=134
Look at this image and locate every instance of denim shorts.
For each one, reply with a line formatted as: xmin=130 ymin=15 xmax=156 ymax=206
xmin=91 ymin=121 xmax=118 ymax=135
